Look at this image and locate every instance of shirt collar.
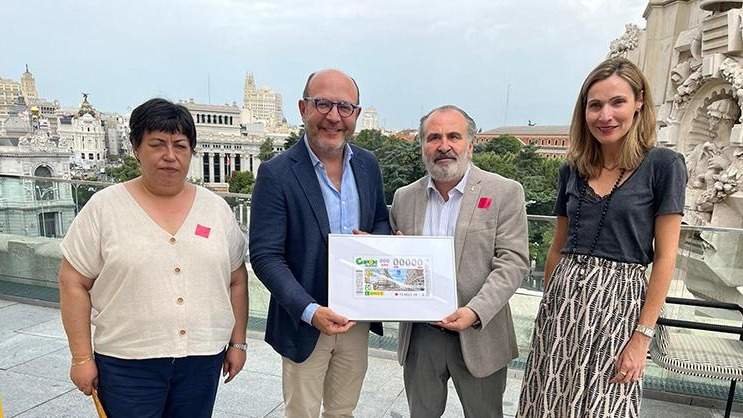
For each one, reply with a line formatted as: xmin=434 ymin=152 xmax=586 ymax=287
xmin=426 ymin=165 xmax=472 ymax=197
xmin=303 ymin=135 xmax=353 ymax=168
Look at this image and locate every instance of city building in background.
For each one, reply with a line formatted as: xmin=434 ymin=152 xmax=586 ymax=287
xmin=358 ymin=106 xmax=380 ymax=131
xmin=0 ymin=77 xmax=24 ymax=119
xmin=20 ymin=65 xmax=38 ymax=102
xmin=58 ymin=94 xmax=107 ymax=171
xmin=183 ymin=99 xmax=265 ymax=190
xmin=0 ymin=106 xmax=76 ymax=237
xmin=102 ymin=113 xmax=131 ymax=158
xmin=0 ymin=66 xmax=297 ymax=192
xmin=475 ymin=125 xmax=569 ymax=159
xmin=242 ymin=72 xmax=287 ymax=130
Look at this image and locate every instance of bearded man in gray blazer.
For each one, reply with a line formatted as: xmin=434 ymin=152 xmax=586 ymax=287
xmin=390 ymin=105 xmax=529 ymax=418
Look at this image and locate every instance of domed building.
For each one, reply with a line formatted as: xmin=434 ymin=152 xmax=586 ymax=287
xmin=58 ymin=93 xmax=107 ymax=171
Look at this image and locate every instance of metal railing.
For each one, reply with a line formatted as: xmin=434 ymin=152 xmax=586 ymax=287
xmin=2 ymin=173 xmax=743 ymax=405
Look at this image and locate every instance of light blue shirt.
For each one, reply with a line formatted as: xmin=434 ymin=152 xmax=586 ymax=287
xmin=423 ymin=166 xmax=471 ymax=237
xmin=301 ymin=136 xmax=361 ymax=324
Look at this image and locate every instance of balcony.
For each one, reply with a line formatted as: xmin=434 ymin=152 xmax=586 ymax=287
xmin=1 ymin=174 xmax=743 ymax=417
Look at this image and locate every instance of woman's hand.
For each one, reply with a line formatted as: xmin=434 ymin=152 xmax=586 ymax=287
xmin=610 ymin=333 xmax=651 ymax=384
xmin=223 ymin=347 xmax=246 ymax=383
xmin=70 ymin=360 xmax=98 ymax=395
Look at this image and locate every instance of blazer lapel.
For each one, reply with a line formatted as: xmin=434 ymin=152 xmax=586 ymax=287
xmin=414 ymin=180 xmax=427 ymax=235
xmin=454 ymin=168 xmax=482 ymax=271
xmin=289 ymin=144 xmax=331 ymax=243
xmin=350 ymin=154 xmax=370 ymax=230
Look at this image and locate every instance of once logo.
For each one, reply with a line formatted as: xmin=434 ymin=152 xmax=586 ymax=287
xmin=355 ymin=257 xmax=378 ymax=267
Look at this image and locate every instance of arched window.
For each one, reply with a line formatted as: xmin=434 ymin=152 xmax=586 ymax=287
xmin=34 ymin=166 xmax=54 ymax=201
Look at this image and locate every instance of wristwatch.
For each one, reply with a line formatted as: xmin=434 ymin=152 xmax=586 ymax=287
xmin=634 ymin=324 xmax=655 ymax=339
xmin=228 ymin=342 xmax=248 ymax=351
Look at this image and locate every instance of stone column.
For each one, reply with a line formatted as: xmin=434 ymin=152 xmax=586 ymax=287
xmin=219 ymin=152 xmax=226 ymax=183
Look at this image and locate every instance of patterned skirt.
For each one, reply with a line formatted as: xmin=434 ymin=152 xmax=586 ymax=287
xmin=517 ymin=254 xmax=648 ymax=418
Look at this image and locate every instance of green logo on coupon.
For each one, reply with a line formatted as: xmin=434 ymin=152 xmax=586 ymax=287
xmin=355 ymin=257 xmax=378 ymax=267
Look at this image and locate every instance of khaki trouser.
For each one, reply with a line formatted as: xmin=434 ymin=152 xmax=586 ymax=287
xmin=282 ymin=322 xmax=370 ymax=418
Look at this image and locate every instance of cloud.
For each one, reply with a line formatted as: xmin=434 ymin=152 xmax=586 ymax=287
xmin=0 ymin=0 xmax=653 ymax=129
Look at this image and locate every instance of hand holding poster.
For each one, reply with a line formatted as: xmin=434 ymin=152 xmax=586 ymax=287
xmin=329 ymin=235 xmax=457 ymax=321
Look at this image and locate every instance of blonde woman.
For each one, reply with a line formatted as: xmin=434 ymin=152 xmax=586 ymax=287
xmin=517 ymin=58 xmax=686 ymax=417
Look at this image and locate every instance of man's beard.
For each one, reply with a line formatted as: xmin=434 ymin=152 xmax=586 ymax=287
xmin=424 ymin=150 xmax=471 ymax=182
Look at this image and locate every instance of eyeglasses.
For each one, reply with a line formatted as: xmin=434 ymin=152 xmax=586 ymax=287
xmin=303 ymin=97 xmax=360 ymax=118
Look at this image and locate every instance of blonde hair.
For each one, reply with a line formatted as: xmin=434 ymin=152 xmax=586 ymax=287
xmin=567 ymin=57 xmax=656 ymax=178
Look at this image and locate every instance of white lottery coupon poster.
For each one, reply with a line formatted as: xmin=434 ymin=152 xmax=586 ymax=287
xmin=329 ymin=235 xmax=457 ymax=321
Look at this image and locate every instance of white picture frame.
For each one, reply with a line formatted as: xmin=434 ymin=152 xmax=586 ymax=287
xmin=328 ymin=234 xmax=458 ymax=321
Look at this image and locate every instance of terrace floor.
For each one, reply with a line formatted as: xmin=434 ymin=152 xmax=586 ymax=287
xmin=1 ymin=298 xmax=741 ymax=418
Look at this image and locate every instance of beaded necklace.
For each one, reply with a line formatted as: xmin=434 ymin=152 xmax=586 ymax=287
xmin=569 ymin=168 xmax=626 ymax=279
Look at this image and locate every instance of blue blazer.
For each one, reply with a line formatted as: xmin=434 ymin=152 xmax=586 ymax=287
xmin=249 ymin=140 xmax=390 ymax=362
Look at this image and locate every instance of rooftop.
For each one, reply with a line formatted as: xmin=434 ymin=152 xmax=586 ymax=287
xmin=480 ymin=125 xmax=570 ymax=136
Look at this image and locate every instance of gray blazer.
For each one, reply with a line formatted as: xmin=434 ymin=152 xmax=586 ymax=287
xmin=390 ymin=165 xmax=529 ymax=378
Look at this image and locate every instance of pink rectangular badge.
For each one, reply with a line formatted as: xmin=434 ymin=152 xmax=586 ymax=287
xmin=477 ymin=197 xmax=492 ymax=209
xmin=195 ymin=224 xmax=211 ymax=238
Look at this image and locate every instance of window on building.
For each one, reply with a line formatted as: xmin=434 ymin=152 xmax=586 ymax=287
xmin=34 ymin=166 xmax=54 ymax=201
xmin=81 ymin=153 xmax=85 ymax=159
xmin=213 ymin=154 xmax=221 ymax=183
xmin=89 ymin=153 xmax=94 ymax=160
xmin=203 ymin=153 xmax=210 ymax=183
xmin=38 ymin=212 xmax=58 ymax=238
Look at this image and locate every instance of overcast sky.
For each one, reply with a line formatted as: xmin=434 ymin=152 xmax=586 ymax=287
xmin=1 ymin=0 xmax=647 ymax=130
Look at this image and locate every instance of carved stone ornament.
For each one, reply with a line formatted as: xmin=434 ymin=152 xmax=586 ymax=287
xmin=707 ymin=98 xmax=739 ymax=135
xmin=719 ymin=57 xmax=743 ymax=121
xmin=608 ymin=24 xmax=641 ymax=58
xmin=686 ymin=141 xmax=743 ymax=211
xmin=700 ymin=0 xmax=743 ymax=13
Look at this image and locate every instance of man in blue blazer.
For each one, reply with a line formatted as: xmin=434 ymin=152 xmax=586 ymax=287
xmin=249 ymin=69 xmax=390 ymax=418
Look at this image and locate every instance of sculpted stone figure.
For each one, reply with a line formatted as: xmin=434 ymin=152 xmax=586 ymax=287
xmin=686 ymin=141 xmax=742 ymax=211
xmin=720 ymin=58 xmax=743 ymax=122
xmin=608 ymin=24 xmax=641 ymax=58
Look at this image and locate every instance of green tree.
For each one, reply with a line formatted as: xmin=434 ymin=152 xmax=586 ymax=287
xmin=71 ymin=183 xmax=102 ymax=213
xmin=471 ymin=152 xmax=517 ymax=180
xmin=258 ymin=138 xmax=277 ymax=162
xmin=354 ymin=129 xmax=386 ymax=152
xmin=105 ymin=155 xmax=140 ymax=182
xmin=376 ymin=139 xmax=425 ymax=204
xmin=284 ymin=129 xmax=303 ymax=150
xmin=474 ymin=135 xmax=523 ymax=154
xmin=472 ymin=139 xmax=564 ymax=270
xmin=228 ymin=171 xmax=255 ymax=194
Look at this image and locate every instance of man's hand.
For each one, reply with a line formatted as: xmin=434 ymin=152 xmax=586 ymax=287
xmin=223 ymin=347 xmax=246 ymax=383
xmin=436 ymin=307 xmax=479 ymax=331
xmin=311 ymin=307 xmax=356 ymax=335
